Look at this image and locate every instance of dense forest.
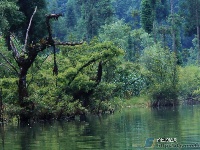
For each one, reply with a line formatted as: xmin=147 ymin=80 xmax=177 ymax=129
xmin=1 ymin=0 xmax=200 ymax=122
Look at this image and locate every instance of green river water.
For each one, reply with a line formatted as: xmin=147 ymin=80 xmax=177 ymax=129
xmin=1 ymin=105 xmax=200 ymax=150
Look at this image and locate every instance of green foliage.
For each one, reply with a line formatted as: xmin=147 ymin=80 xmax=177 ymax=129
xmin=8 ymin=39 xmax=123 ymax=119
xmin=89 ymin=83 xmax=117 ymax=113
xmin=3 ymin=0 xmax=200 ymax=121
xmin=99 ymin=22 xmax=155 ymax=62
xmin=180 ymin=0 xmax=200 ymax=36
xmin=0 ymin=77 xmax=18 ymax=104
xmin=25 ymin=55 xmax=85 ymax=119
xmin=99 ymin=20 xmax=131 ymax=50
xmin=75 ymin=0 xmax=114 ymax=39
xmin=0 ymin=0 xmax=24 ymax=34
xmin=112 ymin=0 xmax=141 ymax=25
xmin=141 ymin=43 xmax=178 ymax=106
xmin=17 ymin=0 xmax=47 ymax=42
xmin=128 ymin=28 xmax=154 ymax=61
xmin=114 ymin=62 xmax=145 ymax=98
xmin=186 ymin=36 xmax=200 ymax=65
xmin=99 ymin=20 xmax=134 ymax=61
xmin=140 ymin=0 xmax=154 ymax=33
xmin=0 ymin=38 xmax=18 ymax=104
xmin=155 ymin=0 xmax=169 ymax=22
xmin=58 ymin=39 xmax=124 ymax=103
xmin=178 ymin=65 xmax=200 ymax=100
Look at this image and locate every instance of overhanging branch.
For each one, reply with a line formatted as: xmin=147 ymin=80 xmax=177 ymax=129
xmin=10 ymin=37 xmax=20 ymax=59
xmin=68 ymin=57 xmax=101 ymax=86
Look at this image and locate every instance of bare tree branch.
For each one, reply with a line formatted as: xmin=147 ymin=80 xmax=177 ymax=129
xmin=46 ymin=14 xmax=62 ymax=42
xmin=10 ymin=33 xmax=23 ymax=51
xmin=0 ymin=51 xmax=19 ymax=75
xmin=23 ymin=6 xmax=37 ymax=53
xmin=10 ymin=37 xmax=20 ymax=59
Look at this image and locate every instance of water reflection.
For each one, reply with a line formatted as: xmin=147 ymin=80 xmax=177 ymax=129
xmin=0 ymin=124 xmax=5 ymax=150
xmin=1 ymin=106 xmax=200 ymax=149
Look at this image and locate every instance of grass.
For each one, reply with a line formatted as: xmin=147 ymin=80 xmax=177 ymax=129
xmin=110 ymin=95 xmax=151 ymax=110
xmin=122 ymin=95 xmax=151 ymax=108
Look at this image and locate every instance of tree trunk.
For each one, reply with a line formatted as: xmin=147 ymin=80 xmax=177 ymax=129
xmin=18 ymin=69 xmax=29 ymax=122
xmin=7 ymin=13 xmax=82 ymax=122
xmin=18 ymin=62 xmax=35 ymax=122
xmin=18 ymin=71 xmax=28 ymax=104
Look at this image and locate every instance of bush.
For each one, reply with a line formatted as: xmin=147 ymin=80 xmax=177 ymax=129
xmin=178 ymin=65 xmax=200 ymax=100
xmin=113 ymin=62 xmax=145 ymax=97
xmin=140 ymin=43 xmax=178 ymax=106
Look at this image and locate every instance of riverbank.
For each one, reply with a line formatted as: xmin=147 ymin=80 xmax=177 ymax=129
xmin=123 ymin=95 xmax=151 ymax=108
xmin=2 ymin=94 xmax=200 ymax=123
xmin=121 ymin=95 xmax=200 ymax=109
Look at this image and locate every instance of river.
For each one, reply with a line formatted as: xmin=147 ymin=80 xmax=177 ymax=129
xmin=1 ymin=105 xmax=200 ymax=150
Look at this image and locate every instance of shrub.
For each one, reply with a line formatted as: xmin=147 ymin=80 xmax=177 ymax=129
xmin=178 ymin=65 xmax=200 ymax=100
xmin=140 ymin=43 xmax=178 ymax=106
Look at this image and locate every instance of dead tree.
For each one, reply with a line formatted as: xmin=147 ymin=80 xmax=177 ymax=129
xmin=0 ymin=7 xmax=83 ymax=122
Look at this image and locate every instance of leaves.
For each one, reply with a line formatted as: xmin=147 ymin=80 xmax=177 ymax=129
xmin=140 ymin=43 xmax=178 ymax=104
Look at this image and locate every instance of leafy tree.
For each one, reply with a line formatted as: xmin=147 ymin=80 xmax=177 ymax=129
xmin=23 ymin=38 xmax=124 ymax=117
xmin=0 ymin=38 xmax=17 ymax=78
xmin=180 ymin=0 xmax=200 ymax=63
xmin=58 ymin=38 xmax=123 ymax=108
xmin=0 ymin=0 xmax=24 ymax=49
xmin=140 ymin=0 xmax=153 ymax=33
xmin=167 ymin=13 xmax=182 ymax=64
xmin=17 ymin=0 xmax=47 ymax=42
xmin=129 ymin=28 xmax=155 ymax=62
xmin=77 ymin=0 xmax=114 ymax=39
xmin=66 ymin=1 xmax=77 ymax=28
xmin=99 ymin=20 xmax=131 ymax=51
xmin=141 ymin=43 xmax=178 ymax=106
xmin=155 ymin=0 xmax=169 ymax=23
xmin=178 ymin=65 xmax=200 ymax=100
xmin=0 ymin=12 xmax=84 ymax=121
xmin=99 ymin=20 xmax=142 ymax=61
xmin=112 ymin=0 xmax=141 ymax=25
xmin=113 ymin=62 xmax=145 ymax=98
xmin=141 ymin=0 xmax=170 ymax=44
xmin=99 ymin=22 xmax=155 ymax=62
xmin=0 ymin=0 xmax=23 ymax=32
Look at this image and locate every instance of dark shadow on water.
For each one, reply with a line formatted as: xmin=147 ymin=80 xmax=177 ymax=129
xmin=151 ymin=106 xmax=179 ymax=118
